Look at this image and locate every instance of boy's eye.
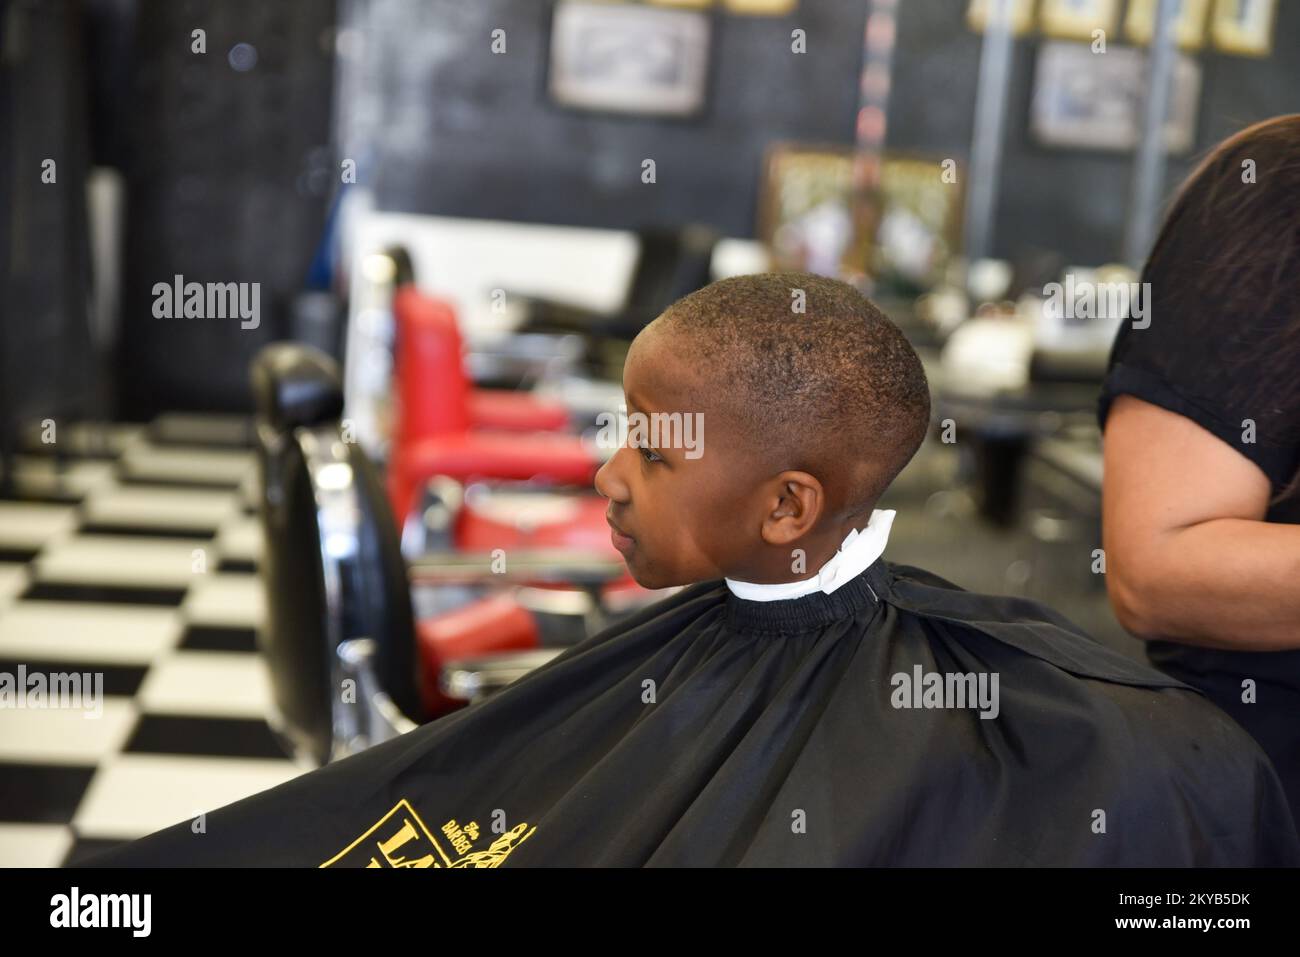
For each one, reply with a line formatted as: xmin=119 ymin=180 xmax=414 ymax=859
xmin=638 ymin=446 xmax=663 ymax=464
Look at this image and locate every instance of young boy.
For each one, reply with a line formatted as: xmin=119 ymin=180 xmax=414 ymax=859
xmin=87 ymin=273 xmax=1298 ymax=867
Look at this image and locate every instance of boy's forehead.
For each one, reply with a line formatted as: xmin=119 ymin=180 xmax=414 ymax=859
xmin=624 ymin=329 xmax=704 ymax=411
xmin=625 ymin=330 xmax=754 ymax=466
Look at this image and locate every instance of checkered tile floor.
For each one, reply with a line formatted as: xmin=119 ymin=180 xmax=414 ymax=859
xmin=0 ymin=414 xmax=310 ymax=867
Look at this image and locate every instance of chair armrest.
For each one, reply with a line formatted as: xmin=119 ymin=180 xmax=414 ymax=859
xmin=468 ymin=332 xmax=587 ymax=363
xmin=414 ymin=595 xmax=541 ymax=716
xmin=408 ymin=550 xmax=627 ymax=587
xmin=439 ymin=648 xmax=567 ymax=702
xmin=332 ymin=638 xmax=418 ymax=761
xmin=390 ymin=431 xmax=599 ymax=526
xmin=399 ymin=432 xmax=597 ymax=484
xmin=507 ymin=294 xmax=609 ymax=335
xmin=467 ymin=389 xmax=571 ymax=433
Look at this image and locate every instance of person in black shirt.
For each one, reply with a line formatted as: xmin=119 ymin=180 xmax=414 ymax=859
xmin=1099 ymin=114 xmax=1300 ymax=822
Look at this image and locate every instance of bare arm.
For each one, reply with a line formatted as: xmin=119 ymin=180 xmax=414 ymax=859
xmin=1102 ymin=394 xmax=1300 ymax=651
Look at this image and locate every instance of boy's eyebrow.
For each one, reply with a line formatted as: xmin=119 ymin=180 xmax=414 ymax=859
xmin=623 ymin=390 xmax=675 ymax=456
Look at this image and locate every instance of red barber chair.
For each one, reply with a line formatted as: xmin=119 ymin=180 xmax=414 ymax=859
xmin=387 ymin=285 xmax=658 ymax=621
xmin=388 ymin=284 xmax=613 ymax=539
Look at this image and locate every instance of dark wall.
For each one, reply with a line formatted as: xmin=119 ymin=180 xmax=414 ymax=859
xmin=888 ymin=0 xmax=1300 ymax=268
xmin=365 ymin=0 xmax=1299 ymax=268
xmin=364 ymin=0 xmax=867 ymax=237
xmin=1 ymin=0 xmax=97 ymax=447
xmin=115 ymin=0 xmax=336 ymax=418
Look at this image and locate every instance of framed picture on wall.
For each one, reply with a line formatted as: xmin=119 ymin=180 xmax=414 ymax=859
xmin=1124 ymin=0 xmax=1212 ymax=50
xmin=872 ymin=155 xmax=965 ymax=290
xmin=720 ymin=0 xmax=799 ymax=14
xmin=966 ymin=0 xmax=1036 ymax=36
xmin=1040 ymin=0 xmax=1121 ymax=39
xmin=758 ymin=143 xmax=856 ymax=276
xmin=757 ymin=145 xmax=963 ymax=288
xmin=1031 ymin=41 xmax=1202 ymax=153
xmin=646 ymin=0 xmax=714 ymax=8
xmin=549 ymin=0 xmax=711 ymax=117
xmin=1210 ymin=0 xmax=1276 ymax=56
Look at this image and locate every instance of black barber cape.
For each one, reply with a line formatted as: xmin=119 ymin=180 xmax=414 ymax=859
xmin=85 ymin=560 xmax=1299 ymax=867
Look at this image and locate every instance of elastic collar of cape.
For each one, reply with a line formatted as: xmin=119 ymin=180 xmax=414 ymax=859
xmin=725 ymin=508 xmax=895 ymax=603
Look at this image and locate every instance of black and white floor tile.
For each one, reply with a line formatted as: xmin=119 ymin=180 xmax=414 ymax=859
xmin=0 ymin=415 xmax=308 ymax=867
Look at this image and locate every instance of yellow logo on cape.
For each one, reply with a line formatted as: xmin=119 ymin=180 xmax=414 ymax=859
xmin=320 ymin=799 xmax=536 ymax=868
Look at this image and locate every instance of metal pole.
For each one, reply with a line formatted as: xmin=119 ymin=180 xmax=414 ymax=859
xmin=1124 ymin=0 xmax=1179 ymax=267
xmin=962 ymin=0 xmax=1016 ymax=266
xmin=847 ymin=0 xmax=899 ymax=288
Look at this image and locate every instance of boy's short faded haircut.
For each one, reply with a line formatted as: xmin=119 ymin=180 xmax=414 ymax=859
xmin=651 ymin=271 xmax=931 ymax=520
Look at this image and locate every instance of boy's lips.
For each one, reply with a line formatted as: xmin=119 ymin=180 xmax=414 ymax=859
xmin=606 ymin=515 xmax=636 ymax=553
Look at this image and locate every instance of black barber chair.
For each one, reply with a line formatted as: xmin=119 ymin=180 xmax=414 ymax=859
xmin=251 ymin=343 xmax=629 ymax=766
xmin=252 ymin=344 xmax=422 ymax=765
xmin=487 ymin=224 xmax=719 ymax=382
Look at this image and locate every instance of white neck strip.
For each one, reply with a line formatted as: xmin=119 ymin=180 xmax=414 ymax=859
xmin=725 ymin=509 xmax=895 ymax=602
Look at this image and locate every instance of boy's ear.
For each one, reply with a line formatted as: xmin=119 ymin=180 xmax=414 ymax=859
xmin=759 ymin=471 xmax=824 ymax=546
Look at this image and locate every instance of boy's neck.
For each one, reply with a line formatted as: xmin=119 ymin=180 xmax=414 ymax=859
xmin=732 ymin=514 xmax=879 ymax=586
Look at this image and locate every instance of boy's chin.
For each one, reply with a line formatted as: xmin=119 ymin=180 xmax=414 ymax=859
xmin=623 ymin=556 xmax=701 ymax=591
xmin=619 ymin=552 xmax=662 ymax=590
xmin=624 ymin=563 xmax=665 ymax=591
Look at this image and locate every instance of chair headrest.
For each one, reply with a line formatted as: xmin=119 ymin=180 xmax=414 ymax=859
xmin=250 ymin=343 xmax=344 ymax=433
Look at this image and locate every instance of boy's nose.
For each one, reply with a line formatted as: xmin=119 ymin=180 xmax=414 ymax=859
xmin=594 ymin=449 xmax=630 ymax=503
